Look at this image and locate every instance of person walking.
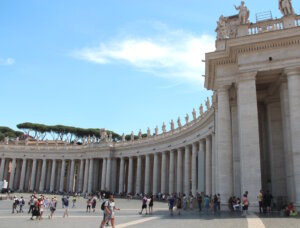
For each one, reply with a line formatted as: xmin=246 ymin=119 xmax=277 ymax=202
xmin=49 ymin=197 xmax=57 ymax=219
xmin=87 ymin=198 xmax=92 ymax=212
xmin=12 ymin=196 xmax=19 ymax=214
xmin=217 ymin=194 xmax=221 ymax=211
xmin=92 ymin=195 xmax=97 ymax=212
xmin=168 ymin=194 xmax=175 ymax=216
xmin=242 ymin=193 xmax=249 ymax=216
xmin=19 ymin=196 xmax=25 ymax=213
xmin=63 ymin=196 xmax=69 ymax=218
xmin=213 ymin=195 xmax=218 ymax=213
xmin=72 ymin=195 xmax=77 ymax=208
xmin=257 ymin=190 xmax=263 ymax=213
xmin=100 ymin=194 xmax=120 ymax=228
xmin=197 ymin=193 xmax=202 ymax=212
xmin=148 ymin=195 xmax=154 ymax=214
xmin=28 ymin=196 xmax=35 ymax=214
xmin=176 ymin=196 xmax=182 ymax=215
xmin=204 ymin=195 xmax=210 ymax=215
xmin=139 ymin=195 xmax=148 ymax=215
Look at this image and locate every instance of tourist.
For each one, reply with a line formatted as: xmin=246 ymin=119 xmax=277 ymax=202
xmin=100 ymin=194 xmax=120 ymax=228
xmin=183 ymin=194 xmax=187 ymax=210
xmin=242 ymin=193 xmax=249 ymax=216
xmin=87 ymin=198 xmax=92 ymax=212
xmin=30 ymin=197 xmax=40 ymax=220
xmin=148 ymin=195 xmax=154 ymax=214
xmin=217 ymin=194 xmax=221 ymax=211
xmin=264 ymin=190 xmax=273 ymax=213
xmin=28 ymin=196 xmax=35 ymax=214
xmin=44 ymin=197 xmax=49 ymax=209
xmin=61 ymin=195 xmax=65 ymax=208
xmin=63 ymin=196 xmax=69 ymax=218
xmin=19 ymin=196 xmax=25 ymax=213
xmin=197 ymin=193 xmax=202 ymax=212
xmin=176 ymin=195 xmax=182 ymax=215
xmin=139 ymin=195 xmax=148 ymax=215
xmin=204 ymin=195 xmax=210 ymax=214
xmin=213 ymin=194 xmax=218 ymax=213
xmin=285 ymin=202 xmax=298 ymax=217
xmin=12 ymin=196 xmax=19 ymax=214
xmin=49 ymin=197 xmax=57 ymax=219
xmin=257 ymin=190 xmax=263 ymax=213
xmin=92 ymin=195 xmax=97 ymax=212
xmin=189 ymin=194 xmax=194 ymax=210
xmin=72 ymin=195 xmax=77 ymax=208
xmin=233 ymin=197 xmax=241 ymax=211
xmin=168 ymin=194 xmax=175 ymax=216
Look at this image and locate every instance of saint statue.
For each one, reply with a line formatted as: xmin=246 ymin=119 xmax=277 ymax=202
xmin=234 ymin=1 xmax=250 ymax=24
xmin=185 ymin=114 xmax=189 ymax=124
xmin=122 ymin=133 xmax=126 ymax=142
xmin=131 ymin=131 xmax=134 ymax=141
xmin=138 ymin=129 xmax=142 ymax=140
xmin=92 ymin=135 xmax=95 ymax=144
xmin=147 ymin=127 xmax=151 ymax=138
xmin=192 ymin=108 xmax=197 ymax=121
xmin=177 ymin=117 xmax=182 ymax=128
xmin=279 ymin=0 xmax=294 ymax=16
xmin=155 ymin=126 xmax=159 ymax=136
xmin=206 ymin=97 xmax=211 ymax=110
xmin=170 ymin=120 xmax=175 ymax=131
xmin=162 ymin=122 xmax=166 ymax=133
xmin=4 ymin=136 xmax=9 ymax=145
xmin=200 ymin=104 xmax=204 ymax=116
xmin=82 ymin=137 xmax=86 ymax=145
xmin=15 ymin=137 xmax=19 ymax=145
xmin=216 ymin=15 xmax=228 ymax=40
xmin=109 ymin=133 xmax=113 ymax=142
xmin=88 ymin=135 xmax=91 ymax=144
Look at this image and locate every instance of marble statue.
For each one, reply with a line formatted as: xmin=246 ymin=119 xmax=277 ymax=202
xmin=82 ymin=137 xmax=86 ymax=145
xmin=200 ymin=104 xmax=204 ymax=116
xmin=162 ymin=122 xmax=166 ymax=133
xmin=170 ymin=120 xmax=175 ymax=131
xmin=15 ymin=137 xmax=19 ymax=145
xmin=177 ymin=117 xmax=182 ymax=128
xmin=88 ymin=135 xmax=91 ymax=144
xmin=192 ymin=108 xmax=197 ymax=121
xmin=122 ymin=133 xmax=126 ymax=142
xmin=92 ymin=135 xmax=95 ymax=144
xmin=147 ymin=127 xmax=151 ymax=138
xmin=279 ymin=0 xmax=294 ymax=16
xmin=4 ymin=136 xmax=9 ymax=145
xmin=185 ymin=114 xmax=189 ymax=124
xmin=131 ymin=131 xmax=134 ymax=141
xmin=109 ymin=133 xmax=113 ymax=142
xmin=216 ymin=15 xmax=229 ymax=40
xmin=138 ymin=129 xmax=142 ymax=140
xmin=234 ymin=1 xmax=249 ymax=24
xmin=206 ymin=97 xmax=211 ymax=110
xmin=155 ymin=126 xmax=159 ymax=136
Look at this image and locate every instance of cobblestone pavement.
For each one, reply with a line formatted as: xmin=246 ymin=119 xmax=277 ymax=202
xmin=0 ymin=194 xmax=299 ymax=228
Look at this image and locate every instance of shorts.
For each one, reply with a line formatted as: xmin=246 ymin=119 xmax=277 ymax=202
xmin=243 ymin=205 xmax=248 ymax=210
xmin=142 ymin=204 xmax=147 ymax=209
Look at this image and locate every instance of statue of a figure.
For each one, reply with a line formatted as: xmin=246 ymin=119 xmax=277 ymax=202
xmin=234 ymin=1 xmax=250 ymax=24
xmin=177 ymin=117 xmax=182 ymax=128
xmin=155 ymin=126 xmax=159 ymax=136
xmin=279 ymin=0 xmax=294 ymax=16
xmin=122 ymin=133 xmax=126 ymax=142
xmin=82 ymin=137 xmax=86 ymax=145
xmin=131 ymin=131 xmax=135 ymax=141
xmin=100 ymin=129 xmax=107 ymax=141
xmin=147 ymin=127 xmax=151 ymax=138
xmin=206 ymin=97 xmax=211 ymax=110
xmin=109 ymin=132 xmax=113 ymax=142
xmin=170 ymin=120 xmax=175 ymax=131
xmin=88 ymin=135 xmax=91 ymax=144
xmin=25 ymin=137 xmax=29 ymax=145
xmin=200 ymin=104 xmax=204 ymax=116
xmin=138 ymin=129 xmax=142 ymax=140
xmin=92 ymin=135 xmax=95 ymax=144
xmin=162 ymin=122 xmax=166 ymax=133
xmin=185 ymin=114 xmax=189 ymax=124
xmin=192 ymin=108 xmax=197 ymax=121
xmin=4 ymin=136 xmax=9 ymax=145
xmin=15 ymin=137 xmax=19 ymax=145
xmin=216 ymin=15 xmax=228 ymax=40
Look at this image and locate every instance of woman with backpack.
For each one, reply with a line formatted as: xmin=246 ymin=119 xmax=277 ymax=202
xmin=100 ymin=194 xmax=120 ymax=228
xmin=49 ymin=197 xmax=57 ymax=219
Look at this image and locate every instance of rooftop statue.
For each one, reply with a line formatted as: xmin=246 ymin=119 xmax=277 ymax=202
xmin=109 ymin=132 xmax=113 ymax=142
xmin=155 ymin=126 xmax=159 ymax=136
xmin=200 ymin=104 xmax=204 ymax=116
xmin=4 ymin=136 xmax=9 ymax=145
xmin=92 ymin=135 xmax=95 ymax=144
xmin=15 ymin=137 xmax=19 ymax=145
xmin=234 ymin=1 xmax=250 ymax=24
xmin=279 ymin=0 xmax=295 ymax=16
xmin=216 ymin=15 xmax=229 ymax=40
xmin=122 ymin=133 xmax=125 ymax=142
xmin=147 ymin=127 xmax=151 ymax=138
xmin=192 ymin=108 xmax=197 ymax=121
xmin=177 ymin=117 xmax=182 ymax=128
xmin=131 ymin=131 xmax=134 ymax=141
xmin=170 ymin=119 xmax=175 ymax=131
xmin=138 ymin=129 xmax=142 ymax=140
xmin=185 ymin=114 xmax=189 ymax=124
xmin=206 ymin=97 xmax=211 ymax=110
xmin=162 ymin=122 xmax=166 ymax=133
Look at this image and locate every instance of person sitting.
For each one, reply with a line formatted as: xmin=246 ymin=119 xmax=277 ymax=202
xmin=285 ymin=202 xmax=298 ymax=217
xmin=233 ymin=198 xmax=241 ymax=211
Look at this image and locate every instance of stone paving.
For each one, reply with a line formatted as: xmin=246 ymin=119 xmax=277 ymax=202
xmin=0 ymin=194 xmax=299 ymax=228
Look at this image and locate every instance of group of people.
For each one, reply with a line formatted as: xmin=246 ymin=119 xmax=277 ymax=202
xmin=86 ymin=195 xmax=98 ymax=212
xmin=12 ymin=195 xmax=25 ymax=213
xmin=139 ymin=195 xmax=154 ymax=215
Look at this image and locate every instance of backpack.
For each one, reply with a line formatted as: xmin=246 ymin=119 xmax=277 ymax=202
xmin=101 ymin=201 xmax=108 ymax=211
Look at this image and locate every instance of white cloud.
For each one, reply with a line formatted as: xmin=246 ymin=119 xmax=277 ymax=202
xmin=71 ymin=31 xmax=215 ymax=85
xmin=0 ymin=57 xmax=15 ymax=66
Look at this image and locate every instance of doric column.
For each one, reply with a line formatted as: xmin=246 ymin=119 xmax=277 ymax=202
xmin=169 ymin=150 xmax=175 ymax=194
xmin=50 ymin=159 xmax=56 ymax=192
xmin=19 ymin=159 xmax=27 ymax=191
xmin=191 ymin=143 xmax=197 ymax=196
xmin=217 ymin=85 xmax=233 ymax=202
xmin=286 ymin=67 xmax=300 ymax=205
xmin=0 ymin=158 xmax=5 ymax=181
xmin=161 ymin=152 xmax=167 ymax=194
xmin=127 ymin=157 xmax=134 ymax=193
xmin=101 ymin=158 xmax=107 ymax=190
xmin=69 ymin=159 xmax=75 ymax=192
xmin=198 ymin=140 xmax=205 ymax=193
xmin=205 ymin=136 xmax=212 ymax=195
xmin=77 ymin=159 xmax=84 ymax=192
xmin=88 ymin=158 xmax=94 ymax=193
xmin=237 ymin=73 xmax=261 ymax=206
xmin=59 ymin=159 xmax=66 ymax=192
xmin=144 ymin=154 xmax=150 ymax=194
xmin=184 ymin=145 xmax=191 ymax=195
xmin=211 ymin=134 xmax=216 ymax=195
xmin=14 ymin=160 xmax=22 ymax=190
xmin=39 ymin=159 xmax=47 ymax=192
xmin=83 ymin=159 xmax=89 ymax=193
xmin=8 ymin=158 xmax=16 ymax=189
xmin=153 ymin=153 xmax=159 ymax=194
xmin=105 ymin=158 xmax=111 ymax=191
xmin=30 ymin=159 xmax=37 ymax=191
xmin=135 ymin=156 xmax=142 ymax=194
xmin=177 ymin=148 xmax=183 ymax=194
xmin=119 ymin=157 xmax=125 ymax=193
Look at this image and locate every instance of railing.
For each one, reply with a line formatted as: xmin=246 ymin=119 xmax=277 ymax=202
xmin=248 ymin=18 xmax=283 ymax=35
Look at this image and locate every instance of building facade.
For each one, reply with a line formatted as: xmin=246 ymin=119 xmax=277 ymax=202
xmin=1 ymin=2 xmax=300 ymax=209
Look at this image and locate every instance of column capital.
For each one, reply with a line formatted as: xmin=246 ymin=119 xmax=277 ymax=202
xmin=284 ymin=67 xmax=300 ymax=77
xmin=237 ymin=71 xmax=257 ymax=84
xmin=217 ymin=84 xmax=231 ymax=93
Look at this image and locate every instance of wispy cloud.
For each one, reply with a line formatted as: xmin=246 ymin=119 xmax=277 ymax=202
xmin=71 ymin=29 xmax=215 ymax=85
xmin=0 ymin=57 xmax=15 ymax=66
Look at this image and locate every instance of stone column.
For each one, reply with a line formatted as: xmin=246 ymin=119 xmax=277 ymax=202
xmin=153 ymin=153 xmax=159 ymax=194
xmin=8 ymin=158 xmax=16 ymax=189
xmin=119 ymin=157 xmax=125 ymax=193
xmin=69 ymin=159 xmax=75 ymax=192
xmin=286 ymin=67 xmax=300 ymax=205
xmin=50 ymin=159 xmax=56 ymax=192
xmin=217 ymin=86 xmax=233 ymax=202
xmin=169 ymin=150 xmax=175 ymax=194
xmin=77 ymin=159 xmax=84 ymax=192
xmin=59 ymin=159 xmax=66 ymax=192
xmin=0 ymin=158 xmax=5 ymax=181
xmin=184 ymin=145 xmax=191 ymax=195
xmin=144 ymin=154 xmax=150 ymax=194
xmin=30 ymin=159 xmax=37 ymax=191
xmin=136 ymin=156 xmax=142 ymax=194
xmin=39 ymin=159 xmax=47 ymax=192
xmin=161 ymin=152 xmax=167 ymax=194
xmin=88 ymin=158 xmax=94 ymax=193
xmin=205 ymin=136 xmax=212 ymax=195
xmin=237 ymin=73 xmax=261 ymax=206
xmin=191 ymin=143 xmax=197 ymax=196
xmin=19 ymin=159 xmax=27 ymax=191
xmin=198 ymin=140 xmax=205 ymax=194
xmin=211 ymin=134 xmax=216 ymax=195
xmin=177 ymin=148 xmax=183 ymax=194
xmin=105 ymin=158 xmax=111 ymax=191
xmin=14 ymin=160 xmax=22 ymax=190
xmin=127 ymin=157 xmax=134 ymax=193
xmin=101 ymin=158 xmax=107 ymax=190
xmin=83 ymin=159 xmax=89 ymax=193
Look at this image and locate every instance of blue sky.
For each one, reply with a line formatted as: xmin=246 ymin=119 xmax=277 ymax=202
xmin=1 ymin=0 xmax=299 ymax=136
